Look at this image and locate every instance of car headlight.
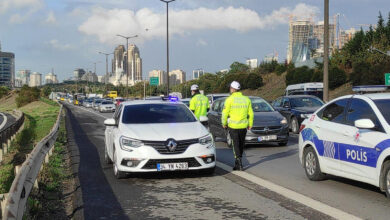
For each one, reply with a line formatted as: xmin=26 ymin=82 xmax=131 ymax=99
xmin=280 ymin=118 xmax=288 ymax=124
xmin=120 ymin=136 xmax=143 ymax=151
xmin=199 ymin=134 xmax=213 ymax=145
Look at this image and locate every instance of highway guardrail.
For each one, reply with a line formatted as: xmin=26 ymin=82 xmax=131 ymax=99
xmin=0 ymin=111 xmax=24 ymax=163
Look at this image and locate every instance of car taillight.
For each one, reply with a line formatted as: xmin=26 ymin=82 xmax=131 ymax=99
xmin=299 ymin=124 xmax=306 ymax=133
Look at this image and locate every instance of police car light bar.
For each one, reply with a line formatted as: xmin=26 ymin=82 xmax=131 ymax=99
xmin=352 ymin=85 xmax=389 ymax=93
xmin=161 ymin=96 xmax=180 ymax=102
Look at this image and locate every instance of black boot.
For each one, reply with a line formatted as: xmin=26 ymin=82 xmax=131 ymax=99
xmin=233 ymin=158 xmax=239 ymax=170
xmin=238 ymin=157 xmax=243 ymax=171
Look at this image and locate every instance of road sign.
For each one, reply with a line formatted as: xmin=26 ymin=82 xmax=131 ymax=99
xmin=150 ymin=77 xmax=159 ymax=86
xmin=385 ymin=73 xmax=390 ymax=85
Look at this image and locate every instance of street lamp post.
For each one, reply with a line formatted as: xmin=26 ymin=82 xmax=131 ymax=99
xmin=160 ymin=0 xmax=175 ymax=96
xmin=98 ymin=51 xmax=113 ymax=92
xmin=323 ymin=0 xmax=329 ymax=102
xmin=116 ymin=34 xmax=138 ymax=98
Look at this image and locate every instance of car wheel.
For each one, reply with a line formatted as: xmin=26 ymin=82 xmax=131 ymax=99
xmin=104 ymin=145 xmax=112 ymax=164
xmin=226 ymin=130 xmax=233 ymax=148
xmin=278 ymin=142 xmax=288 ymax=146
xmin=382 ymin=161 xmax=390 ymax=198
xmin=290 ymin=117 xmax=299 ymax=134
xmin=200 ymin=167 xmax=215 ymax=175
xmin=303 ymin=147 xmax=325 ymax=181
xmin=113 ymin=148 xmax=126 ymax=179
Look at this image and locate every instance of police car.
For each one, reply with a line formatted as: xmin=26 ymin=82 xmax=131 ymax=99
xmin=299 ymin=87 xmax=390 ymax=197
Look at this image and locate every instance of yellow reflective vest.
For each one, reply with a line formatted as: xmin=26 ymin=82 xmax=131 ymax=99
xmin=222 ymin=92 xmax=254 ymax=129
xmin=189 ymin=94 xmax=210 ymax=119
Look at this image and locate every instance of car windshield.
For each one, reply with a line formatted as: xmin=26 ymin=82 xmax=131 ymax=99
xmin=95 ymin=100 xmax=102 ymax=103
xmin=122 ymin=104 xmax=197 ymax=124
xmin=213 ymin=95 xmax=228 ymax=101
xmin=374 ymin=99 xmax=390 ymax=124
xmin=251 ymin=98 xmax=274 ymax=112
xmin=290 ymin=97 xmax=324 ymax=108
xmin=102 ymin=101 xmax=113 ymax=105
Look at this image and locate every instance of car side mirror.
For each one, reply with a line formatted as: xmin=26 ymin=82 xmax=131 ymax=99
xmin=104 ymin=118 xmax=117 ymax=126
xmin=199 ymin=116 xmax=208 ymax=123
xmin=354 ymin=119 xmax=375 ymax=129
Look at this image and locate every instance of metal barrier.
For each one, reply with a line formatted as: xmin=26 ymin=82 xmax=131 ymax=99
xmin=1 ymin=104 xmax=63 ymax=220
xmin=0 ymin=111 xmax=24 ymax=159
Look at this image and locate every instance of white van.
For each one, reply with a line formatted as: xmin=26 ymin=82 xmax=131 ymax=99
xmin=285 ymin=82 xmax=323 ymax=100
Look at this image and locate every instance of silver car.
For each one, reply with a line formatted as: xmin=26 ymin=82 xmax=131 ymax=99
xmin=99 ymin=101 xmax=116 ymax=113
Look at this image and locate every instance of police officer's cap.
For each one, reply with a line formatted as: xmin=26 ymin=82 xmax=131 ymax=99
xmin=230 ymin=81 xmax=241 ymax=90
xmin=191 ymin=84 xmax=199 ymax=91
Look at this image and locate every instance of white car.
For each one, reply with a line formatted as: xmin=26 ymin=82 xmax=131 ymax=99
xmin=104 ymin=99 xmax=216 ymax=179
xmin=299 ymin=93 xmax=390 ymax=197
xmin=99 ymin=101 xmax=116 ymax=113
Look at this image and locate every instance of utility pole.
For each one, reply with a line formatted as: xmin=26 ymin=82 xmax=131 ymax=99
xmin=323 ymin=0 xmax=329 ymax=102
xmin=161 ymin=0 xmax=175 ymax=96
xmin=116 ymin=34 xmax=138 ymax=98
xmin=98 ymin=51 xmax=113 ymax=93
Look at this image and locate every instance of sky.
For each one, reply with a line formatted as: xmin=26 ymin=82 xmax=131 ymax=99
xmin=1 ymin=0 xmax=389 ymax=82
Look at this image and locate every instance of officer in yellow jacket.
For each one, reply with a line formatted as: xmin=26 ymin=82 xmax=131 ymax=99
xmin=189 ymin=84 xmax=210 ymax=120
xmin=222 ymin=81 xmax=254 ymax=171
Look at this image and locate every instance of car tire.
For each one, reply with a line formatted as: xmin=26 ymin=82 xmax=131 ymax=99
xmin=226 ymin=130 xmax=233 ymax=148
xmin=290 ymin=117 xmax=299 ymax=134
xmin=200 ymin=167 xmax=215 ymax=175
xmin=113 ymin=148 xmax=126 ymax=179
xmin=303 ymin=146 xmax=325 ymax=181
xmin=104 ymin=145 xmax=112 ymax=164
xmin=381 ymin=161 xmax=390 ymax=198
xmin=278 ymin=142 xmax=288 ymax=146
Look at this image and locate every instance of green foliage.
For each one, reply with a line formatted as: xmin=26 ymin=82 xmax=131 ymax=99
xmin=245 ymin=73 xmax=263 ymax=89
xmin=0 ymin=164 xmax=14 ymax=193
xmin=329 ymin=66 xmax=347 ymax=89
xmin=0 ymin=86 xmax=10 ymax=99
xmin=286 ymin=66 xmax=314 ymax=85
xmin=350 ymin=61 xmax=390 ymax=85
xmin=16 ymin=85 xmax=40 ymax=107
xmin=229 ymin=62 xmax=250 ymax=74
xmin=40 ymin=86 xmax=52 ymax=97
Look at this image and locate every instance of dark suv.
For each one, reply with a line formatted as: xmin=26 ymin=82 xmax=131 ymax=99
xmin=272 ymin=95 xmax=324 ymax=133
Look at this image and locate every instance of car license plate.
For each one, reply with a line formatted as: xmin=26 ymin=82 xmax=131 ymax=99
xmin=157 ymin=162 xmax=188 ymax=171
xmin=258 ymin=135 xmax=277 ymax=142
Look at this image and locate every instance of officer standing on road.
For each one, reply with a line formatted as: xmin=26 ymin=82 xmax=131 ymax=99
xmin=222 ymin=81 xmax=254 ymax=171
xmin=189 ymin=84 xmax=210 ymax=120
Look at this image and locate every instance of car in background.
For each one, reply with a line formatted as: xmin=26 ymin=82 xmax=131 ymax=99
xmin=181 ymin=98 xmax=191 ymax=107
xmin=104 ymin=100 xmax=216 ymax=178
xmin=92 ymin=99 xmax=104 ymax=111
xmin=115 ymin=98 xmax=126 ymax=107
xmin=83 ymin=99 xmax=93 ymax=108
xmin=207 ymin=93 xmax=229 ymax=105
xmin=299 ymin=92 xmax=390 ymax=198
xmin=285 ymin=82 xmax=323 ymax=100
xmin=99 ymin=101 xmax=116 ymax=113
xmin=272 ymin=95 xmax=324 ymax=134
xmin=208 ymin=96 xmax=289 ymax=146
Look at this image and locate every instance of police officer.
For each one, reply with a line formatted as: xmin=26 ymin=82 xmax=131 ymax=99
xmin=222 ymin=81 xmax=254 ymax=171
xmin=189 ymin=84 xmax=210 ymax=120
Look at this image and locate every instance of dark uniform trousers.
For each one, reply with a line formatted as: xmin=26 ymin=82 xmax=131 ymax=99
xmin=229 ymin=128 xmax=247 ymax=158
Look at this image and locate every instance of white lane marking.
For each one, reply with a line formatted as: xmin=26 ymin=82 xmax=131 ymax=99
xmin=216 ymin=161 xmax=361 ymax=220
xmin=70 ymin=104 xmax=109 ymax=119
xmin=0 ymin=112 xmax=8 ymax=130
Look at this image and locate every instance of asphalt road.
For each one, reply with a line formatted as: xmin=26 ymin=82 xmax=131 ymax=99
xmin=0 ymin=112 xmax=16 ymax=132
xmin=64 ymin=103 xmax=331 ymax=220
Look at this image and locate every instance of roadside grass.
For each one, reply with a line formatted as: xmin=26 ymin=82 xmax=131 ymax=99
xmin=0 ymin=91 xmax=17 ymax=113
xmin=27 ymin=112 xmax=70 ymax=219
xmin=0 ymin=97 xmax=60 ymax=194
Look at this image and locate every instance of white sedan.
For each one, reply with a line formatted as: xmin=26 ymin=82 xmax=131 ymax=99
xmin=104 ymin=99 xmax=216 ymax=179
xmin=99 ymin=101 xmax=116 ymax=113
xmin=299 ymin=93 xmax=390 ymax=197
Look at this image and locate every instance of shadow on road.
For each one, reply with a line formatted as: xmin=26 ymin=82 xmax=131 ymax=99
xmin=65 ymin=105 xmax=129 ymax=220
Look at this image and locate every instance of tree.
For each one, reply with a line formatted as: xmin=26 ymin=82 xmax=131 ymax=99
xmin=229 ymin=62 xmax=250 ymax=74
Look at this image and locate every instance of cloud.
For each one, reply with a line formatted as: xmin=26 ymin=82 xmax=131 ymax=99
xmin=45 ymin=11 xmax=57 ymax=24
xmin=78 ymin=3 xmax=319 ymax=45
xmin=48 ymin=39 xmax=74 ymax=50
xmin=196 ymin=39 xmax=208 ymax=46
xmin=0 ymin=0 xmax=43 ymax=13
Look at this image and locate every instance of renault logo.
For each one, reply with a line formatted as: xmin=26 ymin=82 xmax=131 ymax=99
xmin=166 ymin=139 xmax=177 ymax=152
xmin=264 ymin=127 xmax=270 ymax=132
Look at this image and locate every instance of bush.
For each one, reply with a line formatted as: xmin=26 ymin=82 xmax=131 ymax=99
xmin=0 ymin=86 xmax=10 ymax=99
xmin=329 ymin=66 xmax=347 ymax=89
xmin=16 ymin=85 xmax=40 ymax=107
xmin=286 ymin=66 xmax=314 ymax=85
xmin=245 ymin=73 xmax=263 ymax=89
xmin=350 ymin=61 xmax=389 ymax=86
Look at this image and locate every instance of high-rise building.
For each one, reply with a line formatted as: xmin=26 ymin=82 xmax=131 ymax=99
xmin=0 ymin=43 xmax=15 ymax=87
xmin=169 ymin=69 xmax=186 ymax=86
xmin=149 ymin=70 xmax=167 ymax=85
xmin=73 ymin=68 xmax=85 ymax=80
xmin=313 ymin=21 xmax=336 ymax=57
xmin=192 ymin=69 xmax=204 ymax=79
xmin=81 ymin=71 xmax=98 ymax=83
xmin=287 ymin=20 xmax=312 ymax=64
xmin=45 ymin=72 xmax=58 ymax=84
xmin=339 ymin=28 xmax=357 ymax=49
xmin=127 ymin=44 xmax=142 ymax=82
xmin=246 ymin=59 xmax=258 ymax=69
xmin=29 ymin=72 xmax=42 ymax=87
xmin=16 ymin=70 xmax=30 ymax=86
xmin=112 ymin=45 xmax=125 ymax=74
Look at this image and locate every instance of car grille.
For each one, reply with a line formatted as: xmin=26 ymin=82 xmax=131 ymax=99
xmin=251 ymin=126 xmax=282 ymax=135
xmin=142 ymin=158 xmax=201 ymax=169
xmin=142 ymin=139 xmax=199 ymax=155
